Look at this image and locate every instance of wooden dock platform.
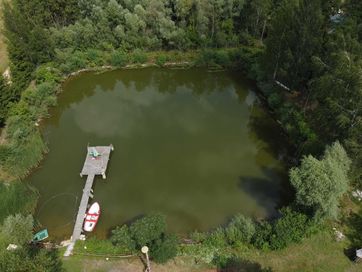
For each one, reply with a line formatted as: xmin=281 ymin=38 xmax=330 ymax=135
xmin=64 ymin=145 xmax=113 ymax=257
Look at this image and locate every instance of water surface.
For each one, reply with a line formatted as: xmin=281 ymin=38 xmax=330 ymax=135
xmin=29 ymin=68 xmax=289 ymax=239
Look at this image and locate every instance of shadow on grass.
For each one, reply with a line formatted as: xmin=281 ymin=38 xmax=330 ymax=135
xmin=215 ymin=256 xmax=273 ymax=272
xmin=344 ymin=207 xmax=362 ymax=261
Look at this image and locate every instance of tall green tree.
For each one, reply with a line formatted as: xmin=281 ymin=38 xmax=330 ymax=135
xmin=264 ymin=0 xmax=324 ymax=90
xmin=290 ymin=142 xmax=351 ymax=219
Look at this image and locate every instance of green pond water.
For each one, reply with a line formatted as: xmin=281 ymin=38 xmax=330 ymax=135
xmin=28 ymin=68 xmax=289 ymax=240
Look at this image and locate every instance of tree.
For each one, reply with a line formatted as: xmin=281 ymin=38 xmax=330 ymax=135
xmin=290 ymin=142 xmax=351 ymax=219
xmin=264 ymin=0 xmax=324 ymax=90
xmin=129 ymin=213 xmax=167 ymax=248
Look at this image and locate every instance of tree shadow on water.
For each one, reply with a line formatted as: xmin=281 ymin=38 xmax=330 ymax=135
xmin=216 ymin=256 xmax=273 ymax=272
xmin=238 ymin=167 xmax=294 ymax=219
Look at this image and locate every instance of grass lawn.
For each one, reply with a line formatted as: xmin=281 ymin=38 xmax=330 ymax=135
xmin=61 ymin=230 xmax=361 ymax=272
xmin=249 ymin=231 xmax=361 ymax=272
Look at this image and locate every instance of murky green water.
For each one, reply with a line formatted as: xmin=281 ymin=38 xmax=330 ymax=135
xmin=28 ymin=68 xmax=289 ymax=240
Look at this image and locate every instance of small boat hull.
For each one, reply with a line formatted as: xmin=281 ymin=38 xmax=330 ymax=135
xmin=83 ymin=202 xmax=100 ymax=232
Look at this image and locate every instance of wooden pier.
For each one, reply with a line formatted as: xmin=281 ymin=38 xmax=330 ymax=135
xmin=64 ymin=145 xmax=113 ymax=257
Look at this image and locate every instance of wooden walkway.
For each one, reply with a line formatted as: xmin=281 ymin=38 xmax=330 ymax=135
xmin=64 ymin=145 xmax=113 ymax=257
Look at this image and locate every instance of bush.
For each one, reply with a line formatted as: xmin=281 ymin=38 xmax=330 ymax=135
xmin=1 ymin=214 xmax=33 ymax=245
xmin=155 ymin=54 xmax=168 ymax=67
xmin=110 ymin=50 xmax=128 ymax=67
xmin=267 ymin=92 xmax=282 ymax=109
xmin=190 ymin=230 xmax=207 ymax=243
xmin=269 ymin=208 xmax=310 ymax=250
xmin=251 ymin=221 xmax=273 ymax=250
xmin=214 ymin=50 xmax=231 ymax=66
xmin=225 ymin=214 xmax=255 ymax=245
xmin=86 ymin=49 xmax=106 ymax=66
xmin=205 ymin=227 xmax=227 ymax=248
xmin=110 ymin=225 xmax=136 ymax=252
xmin=132 ymin=49 xmax=148 ymax=64
xmin=35 ymin=66 xmax=61 ymax=84
xmin=150 ymin=234 xmax=178 ymax=264
xmin=129 ymin=213 xmax=166 ymax=247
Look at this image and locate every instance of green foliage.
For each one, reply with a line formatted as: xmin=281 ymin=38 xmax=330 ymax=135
xmin=1 ymin=214 xmax=33 ymax=245
xmin=111 ymin=213 xmax=177 ymax=263
xmin=131 ymin=50 xmax=148 ymax=64
xmin=0 ymin=76 xmax=13 ymax=125
xmin=110 ymin=50 xmax=128 ymax=67
xmin=205 ymin=227 xmax=227 ymax=248
xmin=155 ymin=54 xmax=168 ymax=67
xmin=0 ymin=182 xmax=38 ymax=223
xmin=269 ymin=208 xmax=310 ymax=250
xmin=35 ymin=66 xmax=62 ymax=84
xmin=264 ymin=0 xmax=324 ymax=90
xmin=110 ymin=225 xmax=136 ymax=252
xmin=225 ymin=214 xmax=255 ymax=245
xmin=129 ymin=213 xmax=167 ymax=248
xmin=290 ymin=142 xmax=351 ymax=219
xmin=252 ymin=221 xmax=273 ymax=250
xmin=0 ymin=214 xmax=63 ymax=272
xmin=0 ymin=247 xmax=63 ymax=272
xmin=150 ymin=234 xmax=179 ymax=264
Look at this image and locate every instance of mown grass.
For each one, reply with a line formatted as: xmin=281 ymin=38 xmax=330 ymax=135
xmin=250 ymin=230 xmax=362 ymax=272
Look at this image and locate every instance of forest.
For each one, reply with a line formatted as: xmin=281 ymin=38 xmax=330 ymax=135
xmin=0 ymin=0 xmax=361 ymax=271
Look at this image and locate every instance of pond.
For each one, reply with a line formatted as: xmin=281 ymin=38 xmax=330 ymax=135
xmin=28 ymin=68 xmax=290 ymax=240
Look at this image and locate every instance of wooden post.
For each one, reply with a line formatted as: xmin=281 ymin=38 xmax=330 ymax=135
xmin=141 ymin=246 xmax=151 ymax=272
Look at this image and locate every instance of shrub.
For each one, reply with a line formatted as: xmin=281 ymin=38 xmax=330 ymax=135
xmin=155 ymin=54 xmax=168 ymax=67
xmin=267 ymin=92 xmax=282 ymax=109
xmin=205 ymin=227 xmax=227 ymax=248
xmin=132 ymin=49 xmax=148 ymax=64
xmin=129 ymin=213 xmax=166 ymax=247
xmin=225 ymin=214 xmax=255 ymax=245
xmin=150 ymin=234 xmax=178 ymax=264
xmin=110 ymin=50 xmax=128 ymax=67
xmin=35 ymin=66 xmax=61 ymax=84
xmin=110 ymin=225 xmax=136 ymax=252
xmin=251 ymin=221 xmax=272 ymax=250
xmin=86 ymin=49 xmax=105 ymax=66
xmin=1 ymin=214 xmax=33 ymax=245
xmin=214 ymin=50 xmax=231 ymax=67
xmin=190 ymin=230 xmax=207 ymax=243
xmin=269 ymin=208 xmax=310 ymax=250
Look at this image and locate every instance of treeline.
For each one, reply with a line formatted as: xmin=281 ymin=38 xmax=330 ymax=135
xmin=259 ymin=0 xmax=362 ymax=186
xmin=0 ymin=0 xmax=274 ymax=124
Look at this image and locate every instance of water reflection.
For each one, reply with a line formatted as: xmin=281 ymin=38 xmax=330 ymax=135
xmin=31 ymin=68 xmax=290 ymax=238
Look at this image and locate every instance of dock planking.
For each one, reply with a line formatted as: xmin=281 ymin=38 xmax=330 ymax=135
xmin=64 ymin=145 xmax=113 ymax=257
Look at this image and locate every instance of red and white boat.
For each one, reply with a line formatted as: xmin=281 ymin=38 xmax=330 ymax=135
xmin=83 ymin=202 xmax=100 ymax=232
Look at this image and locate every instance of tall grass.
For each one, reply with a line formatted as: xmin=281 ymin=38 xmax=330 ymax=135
xmin=0 ymin=181 xmax=38 ymax=223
